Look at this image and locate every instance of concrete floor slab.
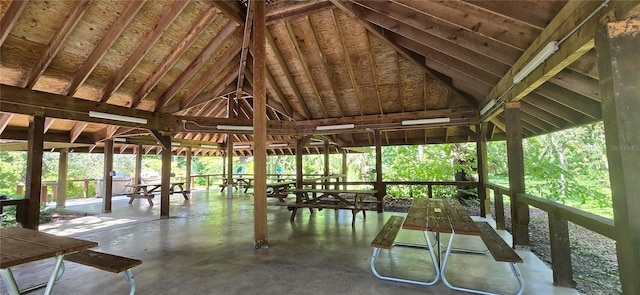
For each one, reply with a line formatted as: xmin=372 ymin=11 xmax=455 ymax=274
xmin=1 ymin=190 xmax=579 ymax=295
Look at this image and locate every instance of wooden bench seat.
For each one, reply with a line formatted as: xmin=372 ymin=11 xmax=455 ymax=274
xmin=370 ymin=216 xmax=405 ymax=249
xmin=475 ymin=222 xmax=523 ymax=263
xmin=65 ymin=250 xmax=142 ymax=295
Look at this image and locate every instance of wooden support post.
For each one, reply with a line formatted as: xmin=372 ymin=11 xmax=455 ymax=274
xmin=495 ymin=190 xmax=505 ymax=230
xmin=548 ymin=211 xmax=574 ymax=287
xmin=342 ymin=149 xmax=347 ymax=190
xmin=253 ymin=0 xmax=268 ymax=249
xmin=595 ymin=19 xmax=640 ymax=295
xmin=161 ymin=136 xmax=171 ymax=218
xmin=56 ymin=148 xmax=69 ymax=209
xmin=227 ymin=141 xmax=234 ymax=199
xmin=186 ymin=148 xmax=192 ymax=191
xmin=505 ymin=101 xmax=529 ymax=246
xmin=477 ymin=123 xmax=490 ymax=217
xmin=103 ymin=139 xmax=114 ymax=213
xmin=374 ymin=129 xmax=383 ymax=212
xmin=83 ymin=180 xmax=89 ymax=198
xmin=295 ymin=136 xmax=311 ymax=203
xmin=134 ymin=144 xmax=142 ymax=185
xmin=24 ymin=114 xmax=45 ymax=230
xmin=323 ymin=140 xmax=329 ymax=190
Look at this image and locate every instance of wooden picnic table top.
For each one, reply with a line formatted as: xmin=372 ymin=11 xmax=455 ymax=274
xmin=0 ymin=227 xmax=97 ymax=268
xmin=402 ymin=198 xmax=480 ymax=235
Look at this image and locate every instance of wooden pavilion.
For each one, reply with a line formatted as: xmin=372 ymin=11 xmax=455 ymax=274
xmin=0 ymin=1 xmax=638 ymax=293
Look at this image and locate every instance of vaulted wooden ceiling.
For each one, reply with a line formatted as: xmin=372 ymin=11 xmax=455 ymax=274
xmin=1 ymin=0 xmax=639 ymax=156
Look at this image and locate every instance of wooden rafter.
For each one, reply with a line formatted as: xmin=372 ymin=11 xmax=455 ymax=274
xmin=265 ymin=28 xmax=312 ymax=118
xmin=482 ymin=0 xmax=640 ymax=120
xmin=131 ymin=6 xmax=220 ymax=108
xmin=156 ymin=21 xmax=240 ymax=111
xmin=235 ymin=0 xmax=255 ymax=99
xmin=266 ymin=0 xmax=333 ymax=24
xmin=22 ymin=0 xmax=90 ymax=89
xmin=0 ymin=0 xmax=28 ymax=46
xmin=0 ymin=113 xmax=13 ymax=134
xmin=176 ymin=39 xmax=243 ymax=112
xmin=283 ymin=20 xmax=329 ymax=118
xmin=69 ymin=122 xmax=88 ymax=143
xmin=180 ymin=67 xmax=240 ymax=112
xmin=332 ymin=10 xmax=364 ymax=116
xmin=62 ymin=0 xmax=145 ymax=96
xmin=99 ymin=1 xmax=189 ymax=103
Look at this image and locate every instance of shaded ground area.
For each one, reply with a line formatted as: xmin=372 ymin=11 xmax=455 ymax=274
xmin=383 ymin=196 xmax=620 ymax=295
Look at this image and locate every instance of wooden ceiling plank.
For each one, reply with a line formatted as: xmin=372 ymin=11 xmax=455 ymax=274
xmin=62 ymin=0 xmax=145 ymax=96
xmin=521 ymin=101 xmax=565 ymax=129
xmin=331 ymin=0 xmax=469 ymax=105
xmin=265 ymin=28 xmax=312 ymax=118
xmin=266 ymin=0 xmax=333 ymax=24
xmin=157 ymin=21 xmax=240 ymax=111
xmin=0 ymin=0 xmax=28 ymax=46
xmin=180 ymin=68 xmax=239 ymax=111
xmin=178 ymin=40 xmax=243 ymax=111
xmin=548 ymin=68 xmax=601 ymax=102
xmin=482 ymin=1 xmax=640 ymax=119
xmin=524 ymin=92 xmax=583 ymax=125
xmin=364 ymin=31 xmax=384 ymax=114
xmin=460 ymin=0 xmax=563 ymax=30
xmin=131 ymin=6 xmax=219 ymax=108
xmin=69 ymin=122 xmax=88 ymax=143
xmin=99 ymin=1 xmax=190 ymax=103
xmin=23 ymin=0 xmax=91 ymax=89
xmin=534 ymin=83 xmax=601 ymax=119
xmin=355 ymin=0 xmax=520 ymax=66
xmin=395 ymin=0 xmax=541 ymax=51
xmin=308 ymin=15 xmax=346 ymax=117
xmin=332 ymin=10 xmax=364 ymax=116
xmin=284 ymin=20 xmax=329 ymax=118
xmin=360 ymin=8 xmax=509 ymax=77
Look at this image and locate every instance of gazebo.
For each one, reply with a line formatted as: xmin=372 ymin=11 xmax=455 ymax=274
xmin=0 ymin=1 xmax=638 ymax=293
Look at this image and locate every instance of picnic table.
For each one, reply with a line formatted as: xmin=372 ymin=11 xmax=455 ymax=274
xmin=0 ymin=227 xmax=98 ymax=295
xmin=124 ymin=181 xmax=189 ymax=206
xmin=370 ymin=198 xmax=524 ymax=294
xmin=278 ymin=188 xmax=376 ymax=226
xmin=266 ymin=181 xmax=296 ymax=201
xmin=219 ymin=177 xmax=254 ymax=193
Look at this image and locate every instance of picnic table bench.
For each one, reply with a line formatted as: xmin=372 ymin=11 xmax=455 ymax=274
xmin=277 ymin=188 xmax=376 ymax=226
xmin=266 ymin=181 xmax=296 ymax=201
xmin=370 ymin=198 xmax=524 ymax=295
xmin=64 ymin=250 xmax=142 ymax=295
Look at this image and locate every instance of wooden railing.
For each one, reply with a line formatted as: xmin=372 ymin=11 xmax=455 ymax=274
xmin=484 ymin=182 xmax=616 ymax=287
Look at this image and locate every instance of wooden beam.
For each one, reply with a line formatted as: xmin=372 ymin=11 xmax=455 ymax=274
xmin=131 ymin=7 xmax=220 ymax=108
xmin=100 ymin=1 xmax=189 ymax=103
xmin=0 ymin=113 xmax=13 ymax=134
xmin=175 ymin=38 xmax=243 ymax=111
xmin=265 ymin=28 xmax=312 ymax=118
xmin=210 ymin=0 xmax=246 ymax=25
xmin=235 ymin=1 xmax=255 ymax=99
xmin=332 ymin=10 xmax=364 ymax=116
xmin=63 ymin=0 xmax=145 ymax=95
xmin=69 ymin=122 xmax=88 ymax=143
xmin=161 ymin=136 xmax=172 ymax=218
xmin=56 ymin=148 xmax=69 ymax=209
xmin=0 ymin=0 xmax=28 ymax=46
xmin=0 ymin=85 xmax=174 ymax=131
xmin=596 ymin=18 xmax=640 ymax=295
xmin=22 ymin=0 xmax=90 ymax=89
xmin=482 ymin=0 xmax=640 ymax=120
xmin=266 ymin=0 xmax=333 ymax=24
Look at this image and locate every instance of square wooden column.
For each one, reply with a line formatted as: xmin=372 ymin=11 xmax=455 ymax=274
xmin=56 ymin=148 xmax=69 ymax=209
xmin=160 ymin=136 xmax=172 ymax=218
xmin=102 ymin=139 xmax=114 ymax=213
xmin=185 ymin=148 xmax=192 ymax=191
xmin=595 ymin=19 xmax=640 ymax=295
xmin=374 ymin=129 xmax=384 ymax=212
xmin=24 ymin=114 xmax=45 ymax=230
xmin=253 ymin=0 xmax=268 ymax=249
xmin=134 ymin=144 xmax=142 ymax=185
xmin=504 ymin=102 xmax=529 ymax=246
xmin=476 ymin=123 xmax=490 ymax=217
